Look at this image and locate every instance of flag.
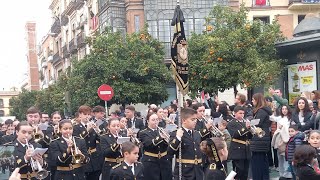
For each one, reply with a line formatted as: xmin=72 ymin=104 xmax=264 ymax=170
xmin=171 ymin=5 xmax=189 ymax=96
xmin=255 ymin=0 xmax=266 ymax=5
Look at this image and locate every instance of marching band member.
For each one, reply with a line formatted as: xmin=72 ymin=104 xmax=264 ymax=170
xmin=200 ymin=137 xmax=228 ymax=180
xmin=227 ymin=106 xmax=252 ymax=180
xmin=139 ymin=113 xmax=172 ymax=180
xmin=119 ymin=117 xmax=128 ymax=137
xmin=155 ymin=108 xmax=166 ymax=128
xmin=100 ymin=118 xmax=124 ymax=180
xmin=46 ymin=111 xmax=62 ymax=140
xmin=168 ymin=108 xmax=204 ymax=180
xmin=110 ymin=141 xmax=144 ymax=180
xmin=49 ymin=119 xmax=89 ymax=180
xmin=92 ymin=106 xmax=108 ymax=131
xmin=125 ymin=106 xmax=144 ymax=131
xmin=13 ymin=121 xmax=43 ymax=180
xmin=73 ymin=105 xmax=102 ymax=180
xmin=191 ymin=103 xmax=212 ymax=139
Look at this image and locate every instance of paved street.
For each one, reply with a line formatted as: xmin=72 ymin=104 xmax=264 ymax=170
xmin=0 ymin=169 xmax=11 ymax=180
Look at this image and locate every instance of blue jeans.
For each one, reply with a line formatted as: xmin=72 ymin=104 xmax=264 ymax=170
xmin=288 ymin=161 xmax=296 ymax=180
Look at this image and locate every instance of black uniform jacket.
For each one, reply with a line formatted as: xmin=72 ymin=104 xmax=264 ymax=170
xmin=168 ymin=128 xmax=204 ymax=180
xmin=0 ymin=134 xmax=16 ymax=145
xmin=73 ymin=123 xmax=102 ymax=172
xmin=296 ymin=163 xmax=320 ymax=180
xmin=49 ymin=136 xmax=90 ymax=180
xmin=13 ymin=139 xmax=42 ymax=179
xmin=227 ymin=119 xmax=252 ymax=160
xmin=204 ymin=163 xmax=227 ymax=180
xmin=127 ymin=118 xmax=145 ymax=130
xmin=110 ymin=162 xmax=144 ymax=180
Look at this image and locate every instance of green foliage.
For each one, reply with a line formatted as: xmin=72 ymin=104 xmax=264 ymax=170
xmin=188 ymin=4 xmax=285 ymax=94
xmin=9 ymin=89 xmax=38 ymax=120
xmin=67 ymin=27 xmax=171 ymax=110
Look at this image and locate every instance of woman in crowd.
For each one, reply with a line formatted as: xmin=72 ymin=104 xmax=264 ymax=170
xmin=250 ymin=93 xmax=273 ymax=180
xmin=292 ymin=97 xmax=313 ymax=131
xmin=301 ymin=91 xmax=312 ymax=100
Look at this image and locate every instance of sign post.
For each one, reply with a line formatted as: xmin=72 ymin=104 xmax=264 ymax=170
xmin=97 ymin=84 xmax=114 ymax=117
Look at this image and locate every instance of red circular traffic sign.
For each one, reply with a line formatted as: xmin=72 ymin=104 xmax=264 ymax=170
xmin=97 ymin=84 xmax=114 ymax=101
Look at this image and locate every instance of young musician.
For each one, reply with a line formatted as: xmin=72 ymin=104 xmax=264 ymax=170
xmin=73 ymin=105 xmax=102 ymax=180
xmin=100 ymin=118 xmax=124 ymax=180
xmin=92 ymin=106 xmax=107 ymax=131
xmin=227 ymin=106 xmax=252 ymax=180
xmin=125 ymin=106 xmax=144 ymax=130
xmin=168 ymin=108 xmax=204 ymax=180
xmin=46 ymin=111 xmax=62 ymax=140
xmin=49 ymin=119 xmax=89 ymax=180
xmin=200 ymin=137 xmax=228 ymax=180
xmin=110 ymin=141 xmax=144 ymax=180
xmin=191 ymin=103 xmax=212 ymax=138
xmin=119 ymin=117 xmax=128 ymax=137
xmin=139 ymin=113 xmax=172 ymax=180
xmin=13 ymin=121 xmax=43 ymax=180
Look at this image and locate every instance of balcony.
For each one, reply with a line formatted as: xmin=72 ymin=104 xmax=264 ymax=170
xmin=51 ymin=18 xmax=61 ymax=35
xmin=251 ymin=0 xmax=270 ymax=8
xmin=77 ymin=32 xmax=86 ymax=48
xmin=61 ymin=15 xmax=69 ymax=26
xmin=69 ymin=38 xmax=77 ymax=53
xmin=62 ymin=44 xmax=70 ymax=58
xmin=42 ymin=61 xmax=48 ymax=68
xmin=62 ymin=0 xmax=85 ymax=16
xmin=52 ymin=52 xmax=61 ymax=64
xmin=289 ymin=0 xmax=320 ymax=10
xmin=48 ymin=55 xmax=53 ymax=63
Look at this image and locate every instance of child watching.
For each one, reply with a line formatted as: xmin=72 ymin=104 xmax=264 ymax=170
xmin=308 ymin=130 xmax=320 ymax=173
xmin=218 ymin=120 xmax=231 ymax=149
xmin=110 ymin=141 xmax=144 ymax=180
xmin=294 ymin=145 xmax=320 ymax=179
xmin=286 ymin=125 xmax=305 ymax=180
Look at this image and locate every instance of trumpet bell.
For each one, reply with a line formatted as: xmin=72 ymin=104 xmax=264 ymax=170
xmin=34 ymin=134 xmax=43 ymax=143
xmin=255 ymin=127 xmax=266 ymax=138
xmin=72 ymin=154 xmax=85 ymax=164
xmin=36 ymin=169 xmax=49 ymax=179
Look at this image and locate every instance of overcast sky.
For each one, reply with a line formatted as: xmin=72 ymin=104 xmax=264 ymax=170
xmin=0 ymin=0 xmax=51 ymax=90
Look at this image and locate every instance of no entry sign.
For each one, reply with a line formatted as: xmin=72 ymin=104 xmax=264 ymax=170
xmin=97 ymin=84 xmax=114 ymax=101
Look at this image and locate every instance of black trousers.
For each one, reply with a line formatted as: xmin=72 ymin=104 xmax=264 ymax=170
xmin=232 ymin=159 xmax=249 ymax=180
xmin=86 ymin=170 xmax=101 ymax=180
xmin=251 ymin=152 xmax=269 ymax=180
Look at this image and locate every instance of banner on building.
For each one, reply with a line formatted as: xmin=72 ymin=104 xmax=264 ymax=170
xmin=288 ymin=62 xmax=317 ymax=105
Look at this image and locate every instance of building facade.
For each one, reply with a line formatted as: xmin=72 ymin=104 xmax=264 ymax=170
xmin=0 ymin=91 xmax=19 ymax=117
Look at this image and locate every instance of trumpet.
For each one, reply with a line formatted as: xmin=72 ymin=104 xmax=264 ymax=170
xmin=33 ymin=125 xmax=44 ymax=143
xmin=158 ymin=127 xmax=170 ymax=143
xmin=127 ymin=128 xmax=141 ymax=146
xmin=88 ymin=121 xmax=106 ymax=135
xmin=26 ymin=139 xmax=49 ymax=179
xmin=202 ymin=115 xmax=224 ymax=137
xmin=243 ymin=118 xmax=265 ymax=138
xmin=68 ymin=134 xmax=85 ymax=164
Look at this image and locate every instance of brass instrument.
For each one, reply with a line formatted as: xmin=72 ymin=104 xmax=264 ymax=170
xmin=33 ymin=125 xmax=44 ymax=143
xmin=88 ymin=121 xmax=106 ymax=135
xmin=128 ymin=128 xmax=141 ymax=146
xmin=243 ymin=118 xmax=265 ymax=138
xmin=158 ymin=127 xmax=170 ymax=143
xmin=26 ymin=139 xmax=49 ymax=179
xmin=202 ymin=115 xmax=224 ymax=137
xmin=68 ymin=134 xmax=85 ymax=164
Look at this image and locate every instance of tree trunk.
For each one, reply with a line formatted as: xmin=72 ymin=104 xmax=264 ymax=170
xmin=233 ymin=85 xmax=238 ymax=98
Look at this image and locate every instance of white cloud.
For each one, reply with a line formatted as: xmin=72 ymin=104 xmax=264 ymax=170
xmin=0 ymin=0 xmax=51 ymax=90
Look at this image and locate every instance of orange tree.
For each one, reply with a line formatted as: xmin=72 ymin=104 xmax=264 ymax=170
xmin=188 ymin=4 xmax=284 ymax=94
xmin=67 ymin=27 xmax=170 ymax=112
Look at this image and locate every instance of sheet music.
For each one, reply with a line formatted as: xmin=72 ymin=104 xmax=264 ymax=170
xmin=213 ymin=117 xmax=223 ymax=125
xmin=117 ymin=137 xmax=131 ymax=144
xmin=31 ymin=148 xmax=48 ymax=156
xmin=250 ymin=119 xmax=260 ymax=126
xmin=165 ymin=124 xmax=178 ymax=133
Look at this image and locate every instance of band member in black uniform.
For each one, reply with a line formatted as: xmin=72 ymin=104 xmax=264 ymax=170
xmin=200 ymin=137 xmax=228 ymax=180
xmin=49 ymin=119 xmax=90 ymax=180
xmin=155 ymin=108 xmax=167 ymax=128
xmin=100 ymin=118 xmax=124 ymax=180
xmin=168 ymin=108 xmax=205 ymax=180
xmin=13 ymin=121 xmax=44 ymax=180
xmin=73 ymin=105 xmax=102 ymax=180
xmin=46 ymin=111 xmax=62 ymax=140
xmin=119 ymin=117 xmax=128 ymax=137
xmin=227 ymin=106 xmax=252 ymax=180
xmin=138 ymin=113 xmax=172 ymax=180
xmin=191 ymin=103 xmax=212 ymax=138
xmin=92 ymin=106 xmax=108 ymax=131
xmin=125 ymin=106 xmax=144 ymax=131
xmin=110 ymin=141 xmax=144 ymax=180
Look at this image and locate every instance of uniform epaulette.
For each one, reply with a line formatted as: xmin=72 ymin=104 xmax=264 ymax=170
xmin=51 ymin=137 xmax=60 ymax=142
xmin=209 ymin=163 xmax=217 ymax=170
xmin=112 ymin=163 xmax=121 ymax=169
xmin=139 ymin=128 xmax=148 ymax=132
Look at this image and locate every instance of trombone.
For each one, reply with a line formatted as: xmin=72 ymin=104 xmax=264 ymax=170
xmin=158 ymin=127 xmax=170 ymax=143
xmin=26 ymin=139 xmax=49 ymax=179
xmin=243 ymin=118 xmax=265 ymax=138
xmin=68 ymin=134 xmax=85 ymax=164
xmin=202 ymin=115 xmax=224 ymax=137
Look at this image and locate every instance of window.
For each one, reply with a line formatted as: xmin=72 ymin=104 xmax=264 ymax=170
xmin=254 ymin=0 xmax=268 ymax=6
xmin=298 ymin=15 xmax=306 ymax=24
xmin=0 ymin=99 xmax=3 ymax=108
xmin=253 ymin=16 xmax=270 ymax=24
xmin=134 ymin=15 xmax=140 ymax=32
xmin=0 ymin=110 xmax=4 ymax=117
